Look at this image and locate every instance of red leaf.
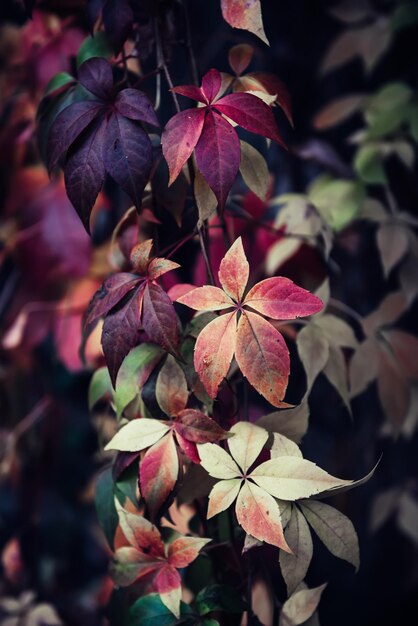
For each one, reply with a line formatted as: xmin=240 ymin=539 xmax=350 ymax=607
xmin=162 ymin=108 xmax=206 ymax=185
xmin=175 ymin=432 xmax=200 ymax=463
xmin=64 ymin=116 xmax=107 ymax=232
xmin=171 ymin=85 xmax=207 ymax=104
xmin=78 ymin=57 xmax=113 ymax=100
xmin=215 ymin=92 xmax=285 ymax=146
xmin=47 ymin=100 xmax=104 ymax=172
xmin=142 ymin=282 xmax=180 ymax=357
xmin=101 ymin=289 xmax=143 ymax=386
xmin=195 ymin=110 xmax=240 ymax=208
xmin=246 ymin=71 xmax=293 ymax=126
xmin=244 ymin=277 xmax=323 ymax=320
xmin=176 ymin=285 xmax=234 ymax=311
xmin=229 ymin=43 xmax=254 ymax=76
xmin=235 ymin=310 xmax=290 ymax=406
xmin=201 ymin=68 xmax=222 ymax=103
xmin=218 ymin=236 xmax=249 ymax=302
xmin=221 ymin=0 xmax=269 ymax=45
xmin=194 ymin=311 xmax=237 ymax=398
xmin=104 ymin=113 xmax=153 ymax=210
xmin=140 ymin=433 xmax=179 ymax=520
xmin=85 ymin=272 xmax=141 ymax=326
xmin=174 ymin=409 xmax=229 ymax=443
xmin=115 ymin=89 xmax=160 ymax=127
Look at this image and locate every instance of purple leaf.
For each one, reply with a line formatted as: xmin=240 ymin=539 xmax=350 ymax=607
xmin=104 ymin=113 xmax=153 ymax=209
xmin=195 ymin=110 xmax=240 ymax=208
xmin=102 ymin=0 xmax=133 ymax=54
xmin=101 ymin=289 xmax=142 ymax=386
xmin=64 ymin=116 xmax=107 ymax=232
xmin=78 ymin=58 xmax=114 ymax=100
xmin=142 ymin=282 xmax=180 ymax=357
xmin=215 ymin=92 xmax=286 ymax=146
xmin=115 ymin=89 xmax=159 ymax=126
xmin=85 ymin=272 xmax=142 ymax=326
xmin=47 ymin=101 xmax=104 ymax=172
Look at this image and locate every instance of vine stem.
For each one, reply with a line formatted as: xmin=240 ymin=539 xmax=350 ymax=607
xmin=328 ymin=297 xmax=363 ymax=326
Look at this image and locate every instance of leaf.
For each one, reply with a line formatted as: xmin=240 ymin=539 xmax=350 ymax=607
xmin=271 ymin=433 xmax=303 ymax=459
xmin=377 ymin=223 xmax=410 ymax=278
xmin=174 ymin=410 xmax=229 ymax=443
xmin=235 ymin=310 xmax=290 ymax=407
xmin=177 ymin=286 xmax=234 ymax=311
xmin=95 ymin=468 xmax=118 ymax=549
xmin=313 ymin=95 xmax=365 ymax=130
xmin=47 ymin=100 xmax=104 ymax=173
xmin=250 ymin=457 xmax=352 ymax=500
xmin=215 ymin=93 xmax=285 ymax=145
xmin=300 ymin=500 xmax=360 ymax=570
xmin=140 ymin=433 xmax=179 ymax=519
xmin=228 ymin=422 xmax=269 ymax=473
xmin=244 ymin=277 xmax=323 ymax=319
xmin=196 ymin=584 xmax=246 ymax=615
xmin=78 ymin=57 xmax=113 ymax=100
xmin=377 ymin=341 xmax=410 ymax=427
xmin=221 ymin=0 xmax=269 ymax=45
xmin=383 ymin=329 xmax=418 ymax=379
xmin=297 ymin=324 xmax=330 ymax=393
xmin=168 ymin=536 xmax=211 ymax=568
xmin=114 ymin=343 xmax=163 ymax=418
xmin=104 ymin=113 xmax=153 ymax=209
xmin=279 ymin=584 xmax=327 ymax=626
xmin=77 ymin=32 xmax=112 ymax=66
xmin=115 ymin=500 xmax=164 ymax=553
xmin=197 ymin=442 xmax=241 ymax=479
xmin=349 ymin=338 xmax=379 ymax=397
xmin=130 ymin=240 xmax=154 ymax=274
xmin=323 ymin=344 xmax=351 ymax=413
xmin=102 ymin=0 xmax=133 ymax=54
xmin=162 ymin=108 xmax=206 ymax=185
xmin=64 ymin=117 xmax=107 ymax=231
xmin=44 ymin=72 xmax=75 ymax=98
xmin=105 ymin=418 xmax=170 ymax=452
xmin=195 ymin=109 xmax=241 ymax=208
xmin=201 ymin=68 xmax=223 ymax=103
xmin=193 ymin=311 xmax=237 ymax=398
xmin=88 ymin=366 xmax=112 ymax=409
xmin=142 ymin=282 xmax=180 ymax=357
xmin=147 ymin=258 xmax=181 ymax=281
xmin=239 ymin=140 xmax=269 ymax=200
xmin=115 ymin=89 xmax=160 ymax=126
xmin=156 ymin=355 xmax=188 ymax=417
xmin=219 ymin=237 xmax=249 ymax=302
xmin=235 ymin=481 xmax=290 ymax=550
xmin=280 ymin=506 xmax=313 ymax=594
xmin=362 ymin=291 xmax=407 ymax=336
xmin=195 ymin=168 xmax=218 ymax=225
xmin=85 ymin=273 xmax=140 ymax=326
xmin=207 ymin=478 xmax=242 ymax=518
xmin=265 ymin=238 xmax=301 ymax=275
xmin=229 ymin=44 xmax=254 ymax=76
xmin=128 ymin=594 xmax=191 ymax=626
xmin=257 ymin=401 xmax=310 ymax=444
xmin=101 ymin=292 xmax=142 ymax=386
xmin=314 ymin=314 xmax=358 ymax=350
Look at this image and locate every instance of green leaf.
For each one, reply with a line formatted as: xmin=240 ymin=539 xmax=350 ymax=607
xmin=128 ymin=594 xmax=193 ymax=626
xmin=89 ymin=367 xmax=112 ymax=409
xmin=354 ymin=144 xmax=386 ymax=185
xmin=77 ymin=32 xmax=113 ymax=67
xmin=114 ymin=344 xmax=163 ymax=418
xmin=115 ymin=462 xmax=139 ymax=508
xmin=44 ymin=72 xmax=75 ymax=97
xmin=309 ymin=176 xmax=365 ymax=231
xmin=364 ymin=83 xmax=412 ymax=139
xmin=391 ymin=2 xmax=418 ymax=31
xmin=95 ymin=467 xmax=118 ymax=549
xmin=195 ymin=584 xmax=246 ymax=616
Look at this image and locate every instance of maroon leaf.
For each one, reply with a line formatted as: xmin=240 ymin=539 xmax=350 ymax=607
xmin=215 ymin=92 xmax=286 ymax=146
xmin=102 ymin=0 xmax=134 ymax=54
xmin=141 ymin=282 xmax=180 ymax=357
xmin=64 ymin=117 xmax=107 ymax=232
xmin=171 ymin=85 xmax=207 ymax=104
xmin=104 ymin=113 xmax=153 ymax=209
xmin=47 ymin=101 xmax=104 ymax=172
xmin=161 ymin=108 xmax=206 ymax=185
xmin=101 ymin=289 xmax=142 ymax=386
xmin=85 ymin=272 xmax=141 ymax=326
xmin=174 ymin=409 xmax=229 ymax=443
xmin=247 ymin=71 xmax=293 ymax=126
xmin=115 ymin=89 xmax=159 ymax=126
xmin=195 ymin=110 xmax=240 ymax=208
xmin=201 ymin=69 xmax=222 ymax=103
xmin=78 ymin=58 xmax=114 ymax=100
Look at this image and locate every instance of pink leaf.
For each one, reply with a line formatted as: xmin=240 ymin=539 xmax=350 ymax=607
xmin=162 ymin=108 xmax=206 ymax=185
xmin=218 ymin=236 xmax=249 ymax=302
xmin=235 ymin=481 xmax=290 ymax=550
xmin=176 ymin=285 xmax=234 ymax=311
xmin=194 ymin=311 xmax=237 ymax=398
xmin=221 ymin=0 xmax=269 ymax=45
xmin=154 ymin=565 xmax=182 ymax=617
xmin=140 ymin=433 xmax=179 ymax=520
xmin=171 ymin=85 xmax=208 ymax=104
xmin=130 ymin=240 xmax=154 ymax=274
xmin=195 ymin=110 xmax=240 ymax=208
xmin=244 ymin=277 xmax=323 ymax=320
xmin=235 ymin=310 xmax=290 ymax=406
xmin=215 ymin=92 xmax=285 ymax=146
xmin=175 ymin=432 xmax=200 ymax=463
xmin=201 ymin=68 xmax=222 ymax=103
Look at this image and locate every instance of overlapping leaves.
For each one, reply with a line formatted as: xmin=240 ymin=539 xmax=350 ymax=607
xmin=177 ymin=237 xmax=323 ymax=406
xmin=46 ymin=57 xmax=158 ymax=231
